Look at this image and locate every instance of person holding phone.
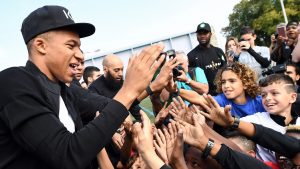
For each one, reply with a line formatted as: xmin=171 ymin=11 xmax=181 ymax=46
xmin=238 ymin=26 xmax=270 ymax=80
xmin=271 ymin=21 xmax=299 ymax=65
xmin=225 ymin=37 xmax=241 ymax=65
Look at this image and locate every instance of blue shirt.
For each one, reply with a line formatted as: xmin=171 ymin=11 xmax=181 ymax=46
xmin=177 ymin=67 xmax=208 ymax=105
xmin=177 ymin=67 xmax=208 ymax=90
xmin=214 ymin=93 xmax=265 ymax=117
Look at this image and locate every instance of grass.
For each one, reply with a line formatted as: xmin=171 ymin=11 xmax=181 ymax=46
xmin=139 ymin=96 xmax=155 ymax=122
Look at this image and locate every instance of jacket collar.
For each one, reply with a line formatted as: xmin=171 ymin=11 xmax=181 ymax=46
xmin=270 ymin=112 xmax=298 ymax=127
xmin=25 ymin=60 xmax=61 ymax=95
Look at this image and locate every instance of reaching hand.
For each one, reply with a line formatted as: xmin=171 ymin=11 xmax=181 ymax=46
xmin=176 ymin=112 xmax=207 ymax=148
xmin=132 ymin=111 xmax=154 ymax=154
xmin=197 ymin=94 xmax=234 ymax=127
xmin=155 ymin=102 xmax=172 ymax=126
xmin=165 ymin=78 xmax=177 ymax=93
xmin=169 ymin=97 xmax=193 ymax=124
xmin=112 ymin=132 xmax=124 ymax=150
xmin=154 ymin=129 xmax=168 ymax=164
xmin=123 ymin=43 xmax=165 ymax=99
xmin=151 ymin=57 xmax=179 ymax=92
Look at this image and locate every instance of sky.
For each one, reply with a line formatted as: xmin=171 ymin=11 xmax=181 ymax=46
xmin=0 ymin=0 xmax=241 ymax=71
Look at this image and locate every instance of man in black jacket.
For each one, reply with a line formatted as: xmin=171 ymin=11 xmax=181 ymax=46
xmin=0 ymin=5 xmax=166 ymax=169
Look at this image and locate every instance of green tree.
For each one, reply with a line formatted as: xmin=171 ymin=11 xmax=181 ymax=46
xmin=222 ymin=0 xmax=300 ymax=46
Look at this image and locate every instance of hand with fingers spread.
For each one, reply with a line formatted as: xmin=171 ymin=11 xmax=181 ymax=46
xmin=197 ymin=94 xmax=234 ymax=127
xmin=155 ymin=102 xmax=172 ymax=126
xmin=166 ymin=121 xmax=188 ymax=169
xmin=189 ymin=104 xmax=206 ymax=125
xmin=165 ymin=78 xmax=178 ymax=93
xmin=154 ymin=129 xmax=168 ymax=164
xmin=150 ymin=57 xmax=180 ymax=93
xmin=177 ymin=113 xmax=207 ymax=148
xmin=164 ymin=122 xmax=177 ymax=162
xmin=115 ymin=43 xmax=165 ymax=109
xmin=131 ymin=111 xmax=165 ymax=169
xmin=169 ymin=97 xmax=193 ymax=124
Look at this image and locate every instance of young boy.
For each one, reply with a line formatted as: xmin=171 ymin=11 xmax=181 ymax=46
xmin=240 ymin=74 xmax=298 ymax=166
xmin=238 ymin=26 xmax=270 ymax=80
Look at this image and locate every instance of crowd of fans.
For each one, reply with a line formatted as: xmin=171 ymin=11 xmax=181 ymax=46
xmin=1 ymin=5 xmax=300 ymax=169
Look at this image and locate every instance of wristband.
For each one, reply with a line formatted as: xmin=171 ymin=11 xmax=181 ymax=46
xmin=146 ymin=85 xmax=154 ymax=96
xmin=201 ymin=138 xmax=215 ymax=159
xmin=231 ymin=116 xmax=240 ymax=129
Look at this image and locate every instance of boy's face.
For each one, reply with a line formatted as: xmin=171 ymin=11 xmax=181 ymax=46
xmin=221 ymin=70 xmax=246 ymax=103
xmin=261 ymin=82 xmax=297 ymax=116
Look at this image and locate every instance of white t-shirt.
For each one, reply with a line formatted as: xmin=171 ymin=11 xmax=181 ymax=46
xmin=241 ymin=112 xmax=286 ymax=163
xmin=59 ymin=96 xmax=75 ymax=133
xmin=239 ymin=46 xmax=270 ymax=80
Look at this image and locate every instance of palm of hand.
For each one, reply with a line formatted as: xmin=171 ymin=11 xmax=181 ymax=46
xmin=182 ymin=123 xmax=204 ymax=147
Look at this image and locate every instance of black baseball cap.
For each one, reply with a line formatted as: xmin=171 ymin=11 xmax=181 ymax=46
xmin=196 ymin=22 xmax=211 ymax=32
xmin=21 ymin=5 xmax=95 ymax=44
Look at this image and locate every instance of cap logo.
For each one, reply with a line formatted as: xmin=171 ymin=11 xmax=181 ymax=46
xmin=200 ymin=23 xmax=205 ymax=28
xmin=63 ymin=9 xmax=73 ymax=20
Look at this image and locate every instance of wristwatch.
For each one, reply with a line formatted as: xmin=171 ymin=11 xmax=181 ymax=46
xmin=201 ymin=138 xmax=215 ymax=159
xmin=231 ymin=116 xmax=240 ymax=129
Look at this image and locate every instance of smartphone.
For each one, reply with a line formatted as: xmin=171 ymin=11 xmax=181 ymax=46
xmin=227 ymin=50 xmax=235 ymax=57
xmin=277 ymin=26 xmax=286 ymax=37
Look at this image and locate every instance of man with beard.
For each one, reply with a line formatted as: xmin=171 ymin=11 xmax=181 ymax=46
xmin=88 ymin=54 xmax=143 ymax=168
xmin=188 ymin=22 xmax=226 ymax=95
xmin=89 ymin=54 xmax=139 ymax=114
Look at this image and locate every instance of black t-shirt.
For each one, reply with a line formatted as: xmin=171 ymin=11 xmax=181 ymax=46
xmin=188 ymin=45 xmax=226 ymax=95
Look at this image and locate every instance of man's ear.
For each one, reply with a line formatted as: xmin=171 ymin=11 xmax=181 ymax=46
xmin=247 ymin=150 xmax=256 ymax=159
xmin=103 ymin=66 xmax=108 ymax=73
xmin=253 ymin=34 xmax=257 ymax=40
xmin=87 ymin=77 xmax=92 ymax=84
xmin=33 ymin=37 xmax=47 ymax=55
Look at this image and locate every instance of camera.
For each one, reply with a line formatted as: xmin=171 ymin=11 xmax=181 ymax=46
xmin=161 ymin=49 xmax=183 ymax=77
xmin=262 ymin=64 xmax=286 ymax=76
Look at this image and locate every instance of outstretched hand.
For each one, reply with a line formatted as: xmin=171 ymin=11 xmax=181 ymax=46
xmin=123 ymin=43 xmax=165 ymax=99
xmin=132 ymin=111 xmax=154 ymax=154
xmin=169 ymin=96 xmax=193 ymax=124
xmin=176 ymin=112 xmax=206 ymax=148
xmin=198 ymin=94 xmax=234 ymax=127
xmin=154 ymin=128 xmax=168 ymax=164
xmin=155 ymin=102 xmax=172 ymax=126
xmin=151 ymin=57 xmax=180 ymax=92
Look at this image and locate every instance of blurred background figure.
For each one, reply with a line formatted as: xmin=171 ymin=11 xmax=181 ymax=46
xmin=83 ymin=66 xmax=101 ymax=87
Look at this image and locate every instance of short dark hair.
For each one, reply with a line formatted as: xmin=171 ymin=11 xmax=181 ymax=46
xmin=259 ymin=74 xmax=296 ymax=93
xmin=83 ymin=66 xmax=100 ymax=84
xmin=286 ymin=61 xmax=300 ymax=75
xmin=223 ymin=130 xmax=256 ymax=152
xmin=240 ymin=26 xmax=255 ymax=36
xmin=286 ymin=20 xmax=299 ymax=28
